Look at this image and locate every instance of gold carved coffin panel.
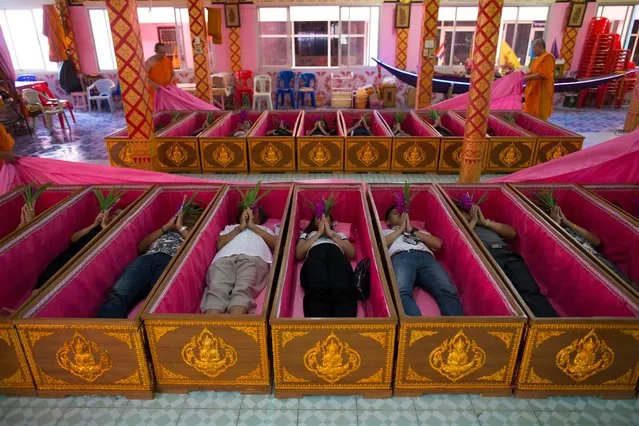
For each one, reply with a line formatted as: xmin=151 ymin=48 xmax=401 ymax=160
xmin=345 ymin=139 xmax=390 ymax=171
xmin=250 ymin=140 xmax=295 ymax=171
xmin=298 ymin=139 xmax=343 ymax=171
xmin=438 ymin=139 xmax=464 ymax=172
xmin=486 ymin=140 xmax=535 ymax=171
xmin=201 ymin=141 xmax=247 ymax=172
xmin=536 ymin=140 xmax=582 ymax=165
xmin=156 ymin=140 xmax=200 ymax=170
xmin=107 ymin=141 xmax=153 ymax=170
xmin=0 ymin=326 xmax=33 ymax=390
xmin=392 ymin=139 xmax=438 ymax=171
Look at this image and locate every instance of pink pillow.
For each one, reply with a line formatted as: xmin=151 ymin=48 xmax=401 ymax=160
xmin=262 ymin=218 xmax=281 ymax=234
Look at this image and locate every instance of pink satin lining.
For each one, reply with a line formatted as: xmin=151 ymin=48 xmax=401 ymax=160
xmin=378 ymin=112 xmax=438 ymax=137
xmin=587 ymin=187 xmax=639 ymax=219
xmin=371 ymin=187 xmax=514 ymax=317
xmin=28 ymin=187 xmax=219 ymax=318
xmin=156 ymin=111 xmax=226 ymax=138
xmin=297 ymin=111 xmax=343 ymax=137
xmin=442 ymin=186 xmax=638 ymax=318
xmin=201 ymin=111 xmax=264 ymax=138
xmin=456 ymin=112 xmax=528 ymax=137
xmin=150 ymin=186 xmax=291 ymax=315
xmin=517 ymin=186 xmax=639 ymax=285
xmin=277 ymin=187 xmax=390 ymax=318
xmin=340 ymin=111 xmax=392 ymax=136
xmin=506 ymin=112 xmax=575 ymax=137
xmin=249 ymin=111 xmax=301 ymax=137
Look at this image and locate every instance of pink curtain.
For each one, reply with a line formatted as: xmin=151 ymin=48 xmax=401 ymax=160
xmin=154 ymin=84 xmax=219 ymax=112
xmin=432 ymin=71 xmax=524 ymax=111
xmin=490 ymin=129 xmax=639 ymax=184
xmin=0 ymin=27 xmax=15 ymax=82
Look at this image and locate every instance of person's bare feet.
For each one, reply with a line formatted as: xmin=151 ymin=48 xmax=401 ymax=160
xmin=228 ymin=305 xmax=248 ymax=315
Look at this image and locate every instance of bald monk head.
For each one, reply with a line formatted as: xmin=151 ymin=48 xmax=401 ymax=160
xmin=154 ymin=43 xmax=167 ymax=59
xmin=532 ymin=39 xmax=547 ymax=58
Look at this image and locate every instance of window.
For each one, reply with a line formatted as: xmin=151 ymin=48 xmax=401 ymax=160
xmin=0 ymin=9 xmax=59 ymax=72
xmin=436 ymin=7 xmax=478 ymax=66
xmin=88 ymin=7 xmax=193 ymax=71
xmin=597 ymin=5 xmax=633 ymax=41
xmin=498 ymin=7 xmax=548 ymax=67
xmin=258 ymin=5 xmax=379 ymax=68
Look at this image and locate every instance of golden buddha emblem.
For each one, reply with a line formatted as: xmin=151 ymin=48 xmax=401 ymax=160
xmin=56 ymin=332 xmax=113 ymax=382
xmin=182 ymin=328 xmax=238 ymax=379
xmin=547 ymin=143 xmax=568 ymax=161
xmin=498 ymin=143 xmax=521 ymax=167
xmin=452 ymin=146 xmax=463 ymax=164
xmin=404 ymin=143 xmax=426 ymax=167
xmin=556 ymin=330 xmax=614 ymax=382
xmin=303 ymin=332 xmax=361 ymax=383
xmin=309 ymin=142 xmax=331 ymax=166
xmin=213 ymin=143 xmax=234 ymax=167
xmin=167 ymin=143 xmax=188 ymax=166
xmin=356 ymin=142 xmax=379 ymax=166
xmin=118 ymin=143 xmax=135 ymax=166
xmin=260 ymin=143 xmax=282 ymax=166
xmin=429 ymin=330 xmax=486 ymax=381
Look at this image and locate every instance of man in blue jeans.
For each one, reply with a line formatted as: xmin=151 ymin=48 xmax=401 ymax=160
xmin=384 ymin=207 xmax=464 ymax=316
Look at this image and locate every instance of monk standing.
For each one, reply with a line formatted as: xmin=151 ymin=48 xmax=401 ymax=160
xmin=523 ymin=39 xmax=555 ymax=121
xmin=145 ymin=43 xmax=175 ymax=96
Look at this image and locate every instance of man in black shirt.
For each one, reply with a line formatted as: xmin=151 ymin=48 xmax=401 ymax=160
xmin=460 ymin=205 xmax=558 ymax=317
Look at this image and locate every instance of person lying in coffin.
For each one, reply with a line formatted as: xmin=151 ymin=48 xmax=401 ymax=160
xmin=200 ymin=205 xmax=277 ymax=315
xmin=384 ymin=206 xmax=464 ymax=316
xmin=549 ymin=205 xmax=637 ymax=290
xmin=96 ymin=204 xmax=202 ymax=318
xmin=459 ymin=201 xmax=558 ymax=317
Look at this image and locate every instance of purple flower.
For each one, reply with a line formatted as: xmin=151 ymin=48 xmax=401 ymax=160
xmin=459 ymin=192 xmax=474 ymax=212
xmin=394 ymin=192 xmax=408 ymax=215
xmin=315 ymin=201 xmax=325 ymax=218
xmin=239 ymin=110 xmax=249 ymax=121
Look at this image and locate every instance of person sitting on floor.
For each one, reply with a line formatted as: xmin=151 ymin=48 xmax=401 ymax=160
xmin=37 ymin=209 xmax=122 ymax=290
xmin=461 ymin=205 xmax=558 ymax=317
xmin=384 ymin=207 xmax=463 ymax=316
xmin=96 ymin=209 xmax=201 ymax=318
xmin=200 ymin=207 xmax=277 ymax=315
xmin=550 ymin=205 xmax=637 ymax=290
xmin=296 ymin=208 xmax=357 ymax=318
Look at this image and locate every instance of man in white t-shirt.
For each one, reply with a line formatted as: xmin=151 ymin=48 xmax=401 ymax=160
xmin=384 ymin=206 xmax=463 ymax=316
xmin=200 ymin=207 xmax=277 ymax=315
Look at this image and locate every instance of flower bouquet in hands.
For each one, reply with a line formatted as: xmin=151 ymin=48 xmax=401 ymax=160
xmin=22 ymin=183 xmax=52 ymax=207
xmin=238 ymin=181 xmax=270 ymax=213
xmin=425 ymin=110 xmax=451 ymax=136
xmin=306 ymin=193 xmax=337 ymax=218
xmin=454 ymin=191 xmax=487 ymax=212
xmin=394 ymin=182 xmax=414 ymax=215
xmin=533 ymin=189 xmax=557 ymax=212
xmin=232 ymin=110 xmax=254 ymax=137
xmin=392 ymin=112 xmax=409 ymax=137
xmin=180 ymin=193 xmax=204 ymax=219
xmin=93 ymin=187 xmax=125 ymax=212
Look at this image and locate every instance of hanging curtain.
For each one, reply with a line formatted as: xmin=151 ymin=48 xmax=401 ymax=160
xmin=42 ymin=5 xmax=68 ymax=63
xmin=207 ymin=8 xmax=223 ymax=45
xmin=0 ymin=27 xmax=15 ymax=82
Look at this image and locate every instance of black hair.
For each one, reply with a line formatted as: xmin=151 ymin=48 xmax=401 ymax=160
xmin=385 ymin=205 xmax=397 ymax=222
xmin=303 ymin=214 xmax=332 ymax=234
xmin=237 ymin=206 xmax=268 ymax=225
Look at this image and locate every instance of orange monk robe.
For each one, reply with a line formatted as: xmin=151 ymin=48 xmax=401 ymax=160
xmin=0 ymin=123 xmax=15 ymax=168
xmin=524 ymin=52 xmax=555 ymax=121
xmin=147 ymin=56 xmax=175 ymax=96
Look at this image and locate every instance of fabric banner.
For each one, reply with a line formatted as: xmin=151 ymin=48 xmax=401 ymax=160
xmin=154 ymin=84 xmax=219 ymax=112
xmin=0 ymin=28 xmax=15 ymax=82
xmin=42 ymin=4 xmax=68 ymax=63
xmin=432 ymin=71 xmax=524 ymax=111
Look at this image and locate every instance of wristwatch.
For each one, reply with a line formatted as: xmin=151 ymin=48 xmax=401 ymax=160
xmin=410 ymin=227 xmax=419 ymax=234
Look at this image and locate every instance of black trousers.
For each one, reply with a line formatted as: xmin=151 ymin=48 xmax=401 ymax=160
xmin=301 ymin=243 xmax=356 ymax=318
xmin=488 ymin=247 xmax=558 ymax=318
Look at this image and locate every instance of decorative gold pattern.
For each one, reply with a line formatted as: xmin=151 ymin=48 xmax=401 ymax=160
xmin=114 ymin=370 xmax=141 ymax=385
xmin=104 ymin=332 xmax=133 ymax=349
xmin=282 ymin=331 xmax=309 ymax=347
xmin=119 ymin=143 xmax=135 ymax=166
xmin=229 ymin=325 xmax=260 ymax=343
xmin=158 ymin=364 xmax=189 ymax=380
xmin=404 ymin=143 xmax=426 ymax=167
xmin=153 ymin=326 xmax=178 ymax=341
xmin=619 ymin=329 xmax=639 ymax=342
xmin=303 ymin=332 xmax=362 ymax=384
xmin=528 ymin=367 xmax=553 ymax=384
xmin=360 ymin=332 xmax=387 ymax=348
xmin=261 ymin=143 xmax=282 ymax=166
xmin=535 ymin=330 xmax=564 ymax=348
xmin=546 ymin=143 xmax=568 ymax=161
xmin=283 ymin=368 xmax=309 ymax=384
xmin=409 ymin=330 xmax=438 ymax=347
xmin=56 ymin=332 xmax=113 ymax=382
xmin=309 ymin=142 xmax=331 ymax=166
xmin=237 ymin=366 xmax=263 ymax=382
xmin=181 ymin=328 xmax=238 ymax=378
xmin=602 ymin=369 xmax=634 ymax=386
xmin=0 ymin=370 xmax=22 ymax=387
xmin=214 ymin=144 xmax=234 ymax=167
xmin=40 ymin=369 xmax=70 ymax=386
xmin=406 ymin=365 xmax=431 ymax=382
xmin=488 ymin=331 xmax=514 ymax=349
xmin=478 ymin=366 xmax=507 ymax=382
xmin=356 ymin=142 xmax=379 ymax=166
xmin=167 ymin=143 xmax=188 ymax=166
xmin=429 ymin=330 xmax=486 ymax=382
xmin=498 ymin=143 xmax=521 ymax=167
xmin=356 ymin=368 xmax=384 ymax=384
xmin=452 ymin=146 xmax=463 ymax=164
xmin=556 ymin=330 xmax=614 ymax=382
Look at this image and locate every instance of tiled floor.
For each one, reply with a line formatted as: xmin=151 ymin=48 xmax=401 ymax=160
xmin=1 ymin=392 xmax=638 ymax=425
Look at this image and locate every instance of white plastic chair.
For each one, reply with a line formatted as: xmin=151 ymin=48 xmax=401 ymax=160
xmin=87 ymin=79 xmax=116 ymax=113
xmin=21 ymin=88 xmax=69 ymax=132
xmin=252 ymin=75 xmax=273 ymax=110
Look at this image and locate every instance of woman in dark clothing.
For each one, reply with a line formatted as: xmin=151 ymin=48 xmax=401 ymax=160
xmin=295 ymin=214 xmax=357 ymax=318
xmin=37 ymin=210 xmax=122 ymax=289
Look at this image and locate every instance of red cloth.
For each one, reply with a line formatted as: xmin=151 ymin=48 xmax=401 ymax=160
xmin=154 ymin=84 xmax=219 ymax=112
xmin=489 ymin=129 xmax=639 ymax=184
xmin=432 ymin=71 xmax=523 ymax=111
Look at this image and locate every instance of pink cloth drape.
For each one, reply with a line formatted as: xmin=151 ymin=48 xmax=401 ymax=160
xmin=432 ymin=71 xmax=524 ymax=111
xmin=489 ymin=128 xmax=639 ymax=184
xmin=154 ymin=84 xmax=219 ymax=112
xmin=0 ymin=27 xmax=15 ymax=82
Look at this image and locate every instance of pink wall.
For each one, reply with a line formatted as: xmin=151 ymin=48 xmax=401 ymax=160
xmin=406 ymin=3 xmax=424 ymax=73
xmin=379 ymin=4 xmax=396 ymax=66
xmin=210 ymin=5 xmax=231 ymax=72
xmin=239 ymin=4 xmax=258 ymax=72
xmin=70 ymin=6 xmax=99 ymax=75
xmin=571 ymin=3 xmax=598 ymax=72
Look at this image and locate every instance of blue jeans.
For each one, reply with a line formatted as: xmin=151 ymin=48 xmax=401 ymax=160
xmin=391 ymin=250 xmax=464 ymax=316
xmin=96 ymin=253 xmax=171 ymax=318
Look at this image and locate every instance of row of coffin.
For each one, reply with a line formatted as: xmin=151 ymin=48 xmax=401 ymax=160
xmin=0 ymin=183 xmax=637 ymax=400
xmin=104 ymin=110 xmax=584 ymax=174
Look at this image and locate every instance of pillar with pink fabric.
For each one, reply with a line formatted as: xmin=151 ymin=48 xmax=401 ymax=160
xmin=440 ymin=184 xmax=639 ymax=398
xmin=143 ymin=183 xmax=293 ymax=394
xmin=270 ymin=183 xmax=398 ymax=397
xmin=12 ymin=184 xmax=221 ymax=399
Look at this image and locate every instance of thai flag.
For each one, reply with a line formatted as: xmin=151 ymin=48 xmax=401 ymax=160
xmin=436 ymin=42 xmax=446 ymax=60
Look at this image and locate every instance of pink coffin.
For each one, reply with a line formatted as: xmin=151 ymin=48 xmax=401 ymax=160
xmin=583 ymin=184 xmax=639 ymax=225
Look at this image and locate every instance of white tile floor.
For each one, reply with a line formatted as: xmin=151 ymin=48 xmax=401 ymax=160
xmin=1 ymin=392 xmax=638 ymax=425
